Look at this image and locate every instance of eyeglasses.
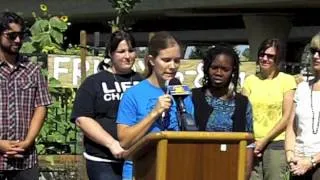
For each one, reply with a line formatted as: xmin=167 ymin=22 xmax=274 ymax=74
xmin=310 ymin=48 xmax=320 ymax=55
xmin=2 ymin=31 xmax=25 ymax=41
xmin=259 ymin=52 xmax=276 ymax=60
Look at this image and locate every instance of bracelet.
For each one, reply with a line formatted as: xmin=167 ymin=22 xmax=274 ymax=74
xmin=311 ymin=156 xmax=317 ymax=167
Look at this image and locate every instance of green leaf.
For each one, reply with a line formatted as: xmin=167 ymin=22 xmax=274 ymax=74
xmin=30 ymin=19 xmax=50 ymax=36
xmin=66 ymin=132 xmax=76 ymax=142
xmin=19 ymin=42 xmax=36 ymax=53
xmin=36 ymin=144 xmax=46 ymax=154
xmin=57 ymin=126 xmax=66 ymax=134
xmin=49 ymin=17 xmax=67 ymax=32
xmin=40 ymin=69 xmax=48 ymax=76
xmin=49 ymin=29 xmax=63 ymax=44
xmin=31 ymin=35 xmax=41 ymax=43
xmin=48 ymin=133 xmax=65 ymax=143
xmin=49 ymin=77 xmax=61 ymax=85
xmin=37 ymin=33 xmax=52 ymax=48
xmin=39 ymin=19 xmax=50 ymax=32
xmin=69 ymin=144 xmax=76 ymax=154
xmin=30 ymin=21 xmax=41 ymax=36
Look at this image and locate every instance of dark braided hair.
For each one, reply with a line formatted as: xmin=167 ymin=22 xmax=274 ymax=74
xmin=202 ymin=44 xmax=240 ymax=94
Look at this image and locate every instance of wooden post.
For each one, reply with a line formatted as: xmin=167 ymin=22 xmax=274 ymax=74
xmin=80 ymin=30 xmax=87 ymax=83
xmin=79 ymin=30 xmax=88 ymax=180
xmin=94 ymin=32 xmax=100 ymax=56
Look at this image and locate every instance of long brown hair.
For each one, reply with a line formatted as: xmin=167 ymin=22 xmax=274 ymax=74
xmin=257 ymin=38 xmax=282 ymax=66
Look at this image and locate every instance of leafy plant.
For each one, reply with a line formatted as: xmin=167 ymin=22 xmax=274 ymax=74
xmin=37 ymin=86 xmax=81 ymax=154
xmin=20 ymin=4 xmax=81 ymax=155
xmin=108 ymin=0 xmax=142 ymax=32
xmin=20 ymin=4 xmax=68 ymax=54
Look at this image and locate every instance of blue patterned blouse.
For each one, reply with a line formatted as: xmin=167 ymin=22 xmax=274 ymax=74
xmin=205 ymin=95 xmax=253 ymax=132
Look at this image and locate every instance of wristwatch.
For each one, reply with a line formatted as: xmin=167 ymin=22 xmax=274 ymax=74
xmin=311 ymin=156 xmax=317 ymax=167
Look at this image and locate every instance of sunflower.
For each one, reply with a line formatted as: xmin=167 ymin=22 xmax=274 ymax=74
xmin=60 ymin=16 xmax=68 ymax=22
xmin=40 ymin=4 xmax=48 ymax=12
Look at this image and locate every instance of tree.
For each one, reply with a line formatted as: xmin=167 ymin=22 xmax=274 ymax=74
xmin=241 ymin=47 xmax=250 ymax=61
xmin=188 ymin=46 xmax=211 ymax=59
xmin=108 ymin=0 xmax=142 ymax=32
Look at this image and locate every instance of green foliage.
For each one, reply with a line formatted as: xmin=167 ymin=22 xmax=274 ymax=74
xmin=109 ymin=0 xmax=142 ymax=14
xmin=189 ymin=46 xmax=210 ymax=59
xmin=242 ymin=48 xmax=250 ymax=59
xmin=37 ymin=87 xmax=82 ymax=155
xmin=20 ymin=4 xmax=82 ymax=155
xmin=241 ymin=47 xmax=251 ymax=61
xmin=108 ymin=0 xmax=142 ymax=31
xmin=20 ymin=5 xmax=68 ymax=54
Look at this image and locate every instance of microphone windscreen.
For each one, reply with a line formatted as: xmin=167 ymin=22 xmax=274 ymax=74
xmin=169 ymin=78 xmax=182 ymax=85
xmin=167 ymin=78 xmax=191 ymax=96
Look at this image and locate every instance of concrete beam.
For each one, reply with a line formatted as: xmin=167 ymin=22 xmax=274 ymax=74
xmin=86 ymin=26 xmax=320 ymax=46
xmin=2 ymin=0 xmax=320 ymax=21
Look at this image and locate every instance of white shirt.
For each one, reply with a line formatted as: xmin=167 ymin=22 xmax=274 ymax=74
xmin=294 ymin=81 xmax=320 ymax=156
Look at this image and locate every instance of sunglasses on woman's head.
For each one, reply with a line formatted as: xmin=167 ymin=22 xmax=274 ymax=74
xmin=310 ymin=48 xmax=320 ymax=55
xmin=2 ymin=31 xmax=25 ymax=41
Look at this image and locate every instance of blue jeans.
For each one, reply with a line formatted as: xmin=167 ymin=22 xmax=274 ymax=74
xmin=86 ymin=160 xmax=123 ymax=180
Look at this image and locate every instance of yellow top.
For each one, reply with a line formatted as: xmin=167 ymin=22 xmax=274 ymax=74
xmin=243 ymin=72 xmax=296 ymax=141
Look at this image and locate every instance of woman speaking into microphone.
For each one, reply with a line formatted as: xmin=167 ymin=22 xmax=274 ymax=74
xmin=116 ymin=31 xmax=193 ymax=180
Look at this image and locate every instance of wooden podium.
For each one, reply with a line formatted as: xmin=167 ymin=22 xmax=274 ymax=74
xmin=126 ymin=131 xmax=253 ymax=180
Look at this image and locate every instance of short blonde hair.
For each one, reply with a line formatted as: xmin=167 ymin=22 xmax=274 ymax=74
xmin=310 ymin=32 xmax=320 ymax=49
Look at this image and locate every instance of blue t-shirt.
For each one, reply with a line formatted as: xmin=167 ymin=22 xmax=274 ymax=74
xmin=117 ymin=79 xmax=192 ymax=179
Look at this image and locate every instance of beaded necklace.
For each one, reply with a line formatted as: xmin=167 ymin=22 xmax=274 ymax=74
xmin=310 ymin=82 xmax=320 ymax=134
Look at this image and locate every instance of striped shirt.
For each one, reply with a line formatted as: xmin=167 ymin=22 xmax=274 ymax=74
xmin=0 ymin=55 xmax=52 ymax=170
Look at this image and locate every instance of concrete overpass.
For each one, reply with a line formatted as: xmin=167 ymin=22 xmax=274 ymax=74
xmin=2 ymin=0 xmax=320 ymax=61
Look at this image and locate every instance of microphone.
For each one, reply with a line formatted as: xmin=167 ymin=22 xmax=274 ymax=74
xmin=164 ymin=79 xmax=170 ymax=94
xmin=167 ymin=78 xmax=198 ymax=131
xmin=167 ymin=78 xmax=190 ymax=113
xmin=161 ymin=80 xmax=170 ymax=120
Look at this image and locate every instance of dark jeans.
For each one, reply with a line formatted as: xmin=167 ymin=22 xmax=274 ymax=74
xmin=0 ymin=165 xmax=39 ymax=180
xmin=290 ymin=165 xmax=320 ymax=180
xmin=86 ymin=160 xmax=123 ymax=180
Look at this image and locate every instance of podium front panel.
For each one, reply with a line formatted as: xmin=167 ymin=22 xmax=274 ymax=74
xmin=129 ymin=132 xmax=251 ymax=180
xmin=166 ymin=140 xmax=240 ymax=180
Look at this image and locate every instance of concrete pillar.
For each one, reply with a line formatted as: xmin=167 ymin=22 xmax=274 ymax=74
xmin=243 ymin=15 xmax=292 ymax=63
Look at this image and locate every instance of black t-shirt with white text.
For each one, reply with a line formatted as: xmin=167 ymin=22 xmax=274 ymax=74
xmin=71 ymin=70 xmax=143 ymax=159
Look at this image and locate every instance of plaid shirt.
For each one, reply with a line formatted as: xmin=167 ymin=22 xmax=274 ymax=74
xmin=0 ymin=55 xmax=51 ymax=170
